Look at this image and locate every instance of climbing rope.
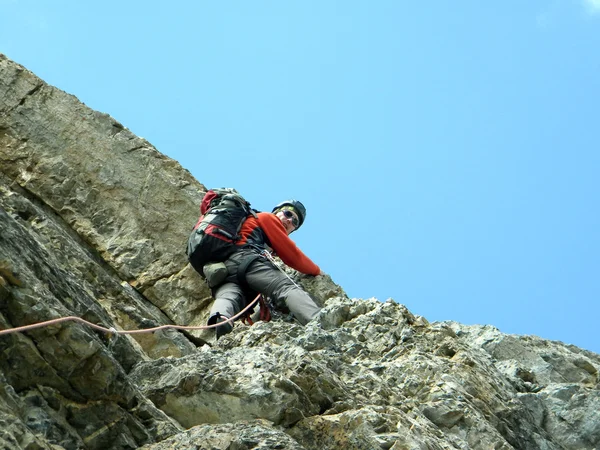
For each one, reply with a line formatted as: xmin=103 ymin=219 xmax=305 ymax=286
xmin=1 ymin=252 xmax=305 ymax=338
xmin=0 ymin=293 xmax=262 ymax=337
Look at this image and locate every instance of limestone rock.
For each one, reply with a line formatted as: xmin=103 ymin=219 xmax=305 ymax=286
xmin=140 ymin=420 xmax=306 ymax=450
xmin=0 ymin=53 xmax=211 ymax=330
xmin=1 ymin=53 xmax=599 ymax=449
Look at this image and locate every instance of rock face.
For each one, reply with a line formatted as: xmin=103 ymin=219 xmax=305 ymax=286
xmin=0 ymin=53 xmax=599 ymax=449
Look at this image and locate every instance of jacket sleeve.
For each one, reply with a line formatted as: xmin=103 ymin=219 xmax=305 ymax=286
xmin=257 ymin=212 xmax=320 ymax=276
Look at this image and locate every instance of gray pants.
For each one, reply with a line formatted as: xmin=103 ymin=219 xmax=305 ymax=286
xmin=209 ymin=250 xmax=321 ymax=325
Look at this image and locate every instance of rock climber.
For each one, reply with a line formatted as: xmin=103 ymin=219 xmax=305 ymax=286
xmin=206 ymin=200 xmax=323 ymax=338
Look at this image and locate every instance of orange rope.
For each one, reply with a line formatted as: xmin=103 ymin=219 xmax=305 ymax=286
xmin=0 ymin=293 xmax=261 ymax=337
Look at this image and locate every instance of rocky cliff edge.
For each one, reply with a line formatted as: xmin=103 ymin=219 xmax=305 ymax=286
xmin=1 ymin=54 xmax=599 ymax=450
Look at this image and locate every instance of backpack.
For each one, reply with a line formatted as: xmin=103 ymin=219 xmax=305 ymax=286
xmin=186 ymin=188 xmax=257 ymax=277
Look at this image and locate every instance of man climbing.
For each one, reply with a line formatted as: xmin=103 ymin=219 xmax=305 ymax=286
xmin=206 ymin=200 xmax=323 ymax=338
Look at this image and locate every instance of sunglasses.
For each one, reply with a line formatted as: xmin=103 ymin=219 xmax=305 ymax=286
xmin=282 ymin=210 xmax=299 ymax=228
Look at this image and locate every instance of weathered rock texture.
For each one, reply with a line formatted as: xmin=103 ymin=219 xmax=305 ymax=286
xmin=1 ymin=53 xmax=599 ymax=449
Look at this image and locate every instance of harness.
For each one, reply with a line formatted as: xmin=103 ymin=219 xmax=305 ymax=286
xmin=236 ymin=251 xmax=272 ymax=324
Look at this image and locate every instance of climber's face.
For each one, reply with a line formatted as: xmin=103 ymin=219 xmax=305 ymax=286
xmin=276 ymin=209 xmax=299 ymax=234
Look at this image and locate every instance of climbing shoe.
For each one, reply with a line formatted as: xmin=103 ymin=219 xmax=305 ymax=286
xmin=207 ymin=313 xmax=233 ymax=339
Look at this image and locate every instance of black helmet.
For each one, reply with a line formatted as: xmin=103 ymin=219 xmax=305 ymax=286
xmin=272 ymin=200 xmax=306 ymax=229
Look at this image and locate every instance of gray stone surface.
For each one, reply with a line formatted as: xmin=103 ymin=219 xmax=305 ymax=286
xmin=140 ymin=420 xmax=306 ymax=450
xmin=1 ymin=53 xmax=599 ymax=449
xmin=0 ymin=53 xmax=212 ymax=332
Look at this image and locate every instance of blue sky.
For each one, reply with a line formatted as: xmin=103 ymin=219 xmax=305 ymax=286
xmin=2 ymin=1 xmax=599 ymax=354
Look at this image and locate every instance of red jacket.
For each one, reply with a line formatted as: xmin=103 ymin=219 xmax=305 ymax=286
xmin=236 ymin=212 xmax=320 ymax=276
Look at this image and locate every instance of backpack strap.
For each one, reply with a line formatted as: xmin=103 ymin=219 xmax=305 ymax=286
xmin=236 ymin=252 xmax=261 ymax=286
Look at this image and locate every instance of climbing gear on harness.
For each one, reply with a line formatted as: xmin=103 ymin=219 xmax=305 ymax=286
xmin=272 ymin=200 xmax=306 ymax=229
xmin=187 ymin=188 xmax=258 ymax=278
xmin=242 ymin=294 xmax=272 ymax=325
